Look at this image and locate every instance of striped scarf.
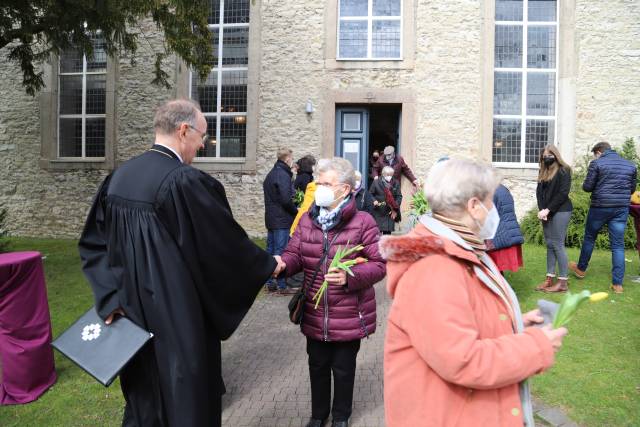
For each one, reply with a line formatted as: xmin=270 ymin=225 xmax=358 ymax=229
xmin=432 ymin=213 xmax=487 ymax=254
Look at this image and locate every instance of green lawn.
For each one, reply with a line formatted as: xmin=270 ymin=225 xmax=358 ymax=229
xmin=1 ymin=239 xmax=638 ymax=426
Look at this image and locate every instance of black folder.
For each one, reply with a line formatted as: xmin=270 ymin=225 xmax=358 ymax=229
xmin=52 ymin=306 xmax=153 ymax=386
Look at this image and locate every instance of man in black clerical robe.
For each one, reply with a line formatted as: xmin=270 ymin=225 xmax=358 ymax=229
xmin=79 ymin=100 xmax=280 ymax=427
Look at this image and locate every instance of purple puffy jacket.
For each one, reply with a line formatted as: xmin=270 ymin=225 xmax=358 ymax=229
xmin=281 ymin=198 xmax=386 ymax=342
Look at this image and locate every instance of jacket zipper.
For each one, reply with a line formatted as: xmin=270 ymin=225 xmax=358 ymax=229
xmin=323 ymin=231 xmax=329 ymax=341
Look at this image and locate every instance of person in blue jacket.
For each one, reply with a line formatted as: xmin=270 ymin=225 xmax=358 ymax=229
xmin=486 ymin=184 xmax=525 ymax=275
xmin=569 ymin=141 xmax=637 ymax=294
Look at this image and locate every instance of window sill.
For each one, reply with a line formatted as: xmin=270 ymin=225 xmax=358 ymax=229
xmin=192 ymin=157 xmax=255 ymax=173
xmin=325 ymin=58 xmax=414 ymax=70
xmin=40 ymin=158 xmax=114 ymax=171
xmin=493 ymin=165 xmax=539 ymax=179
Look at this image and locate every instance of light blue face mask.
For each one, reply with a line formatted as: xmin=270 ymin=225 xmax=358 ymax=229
xmin=475 ymin=202 xmax=500 ymax=240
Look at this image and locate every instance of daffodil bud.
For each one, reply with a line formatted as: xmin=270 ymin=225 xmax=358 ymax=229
xmin=589 ymin=292 xmax=608 ymax=303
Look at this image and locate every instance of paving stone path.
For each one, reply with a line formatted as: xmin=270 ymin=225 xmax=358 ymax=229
xmin=220 ymin=281 xmax=576 ymax=427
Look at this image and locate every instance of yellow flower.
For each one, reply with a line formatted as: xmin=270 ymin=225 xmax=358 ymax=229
xmin=589 ymin=292 xmax=608 ymax=302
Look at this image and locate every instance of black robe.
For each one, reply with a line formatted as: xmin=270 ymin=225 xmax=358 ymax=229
xmin=78 ymin=144 xmax=276 ymax=427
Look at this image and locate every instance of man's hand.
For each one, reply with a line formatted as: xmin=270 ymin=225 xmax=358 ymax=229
xmin=273 ymin=255 xmax=286 ymax=277
xmin=412 ymin=179 xmax=419 ymax=188
xmin=522 ymin=309 xmax=544 ymax=327
xmin=324 ymin=267 xmax=347 ymax=286
xmin=541 ymin=324 xmax=568 ymax=353
xmin=105 ymin=308 xmax=125 ymax=325
xmin=373 ymin=200 xmax=380 ymax=207
xmin=390 ymin=210 xmax=398 ymax=220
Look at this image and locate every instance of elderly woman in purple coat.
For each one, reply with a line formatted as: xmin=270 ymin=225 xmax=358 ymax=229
xmin=277 ymin=157 xmax=386 ymax=427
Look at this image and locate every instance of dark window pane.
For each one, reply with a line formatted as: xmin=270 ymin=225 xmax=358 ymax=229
xmin=220 ymin=116 xmax=246 ymax=157
xmin=222 ymin=27 xmax=248 ymax=66
xmin=526 ymin=72 xmax=555 ymax=115
xmin=528 ymin=0 xmax=556 ymax=22
xmin=527 ymin=26 xmax=556 ymax=69
xmin=224 ymin=0 xmax=250 ymax=24
xmin=493 ymin=72 xmax=522 ymax=115
xmin=60 ymin=48 xmax=83 ymax=73
xmin=208 ymin=0 xmax=221 ymax=24
xmin=86 ymin=74 xmax=106 ymax=114
xmin=59 ymin=75 xmax=83 ymax=115
xmin=85 ymin=118 xmax=105 ymax=157
xmin=495 ymin=25 xmax=523 ymax=67
xmin=372 ymin=20 xmax=401 ymax=58
xmin=59 ymin=118 xmax=83 ymax=157
xmin=339 ymin=20 xmax=368 ymax=58
xmin=221 ymin=70 xmax=247 ymax=113
xmin=492 ymin=119 xmax=522 ymax=162
xmin=340 ymin=0 xmax=368 ymax=17
xmin=526 ymin=119 xmax=554 ymax=162
xmin=198 ymin=116 xmax=218 ymax=157
xmin=86 ymin=34 xmax=107 ymax=72
xmin=192 ymin=71 xmax=218 ymax=113
xmin=373 ymin=0 xmax=401 ymax=16
xmin=495 ymin=0 xmax=523 ymax=21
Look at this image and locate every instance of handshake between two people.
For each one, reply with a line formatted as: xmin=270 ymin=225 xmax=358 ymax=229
xmin=271 ymin=255 xmax=348 ymax=286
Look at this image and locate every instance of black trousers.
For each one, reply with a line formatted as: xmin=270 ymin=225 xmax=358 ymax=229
xmin=306 ymin=337 xmax=361 ymax=422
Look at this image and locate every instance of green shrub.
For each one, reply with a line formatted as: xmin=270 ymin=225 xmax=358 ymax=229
xmin=521 ymin=138 xmax=638 ymax=250
xmin=0 ymin=205 xmax=10 ymax=253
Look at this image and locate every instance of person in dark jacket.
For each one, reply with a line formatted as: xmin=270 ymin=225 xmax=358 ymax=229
xmin=569 ymin=142 xmax=637 ymax=293
xmin=534 ymin=144 xmax=573 ymax=293
xmin=353 ymin=170 xmax=374 ymax=215
xmin=278 ymin=157 xmax=386 ymax=427
xmin=372 ymin=146 xmax=419 ymax=188
xmin=486 ymin=184 xmax=525 ymax=274
xmin=370 ymin=166 xmax=402 ymax=234
xmin=263 ymin=147 xmax=298 ymax=294
xmin=294 ymin=155 xmax=316 ymax=193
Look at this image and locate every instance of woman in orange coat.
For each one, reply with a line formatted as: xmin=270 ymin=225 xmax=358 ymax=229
xmin=380 ymin=158 xmax=568 ymax=427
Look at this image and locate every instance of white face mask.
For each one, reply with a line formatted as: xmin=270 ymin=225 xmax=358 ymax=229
xmin=385 ymin=155 xmax=393 ymax=161
xmin=355 ymin=180 xmax=362 ymax=190
xmin=384 ymin=176 xmax=392 ymax=182
xmin=315 ymin=185 xmax=347 ymax=207
xmin=475 ymin=202 xmax=500 ymax=240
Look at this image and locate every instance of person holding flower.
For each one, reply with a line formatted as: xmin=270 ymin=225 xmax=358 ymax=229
xmin=277 ymin=157 xmax=386 ymax=427
xmin=380 ymin=158 xmax=567 ymax=427
xmin=370 ymin=166 xmax=402 ymax=234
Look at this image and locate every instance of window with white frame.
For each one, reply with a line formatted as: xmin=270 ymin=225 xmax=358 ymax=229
xmin=58 ymin=34 xmax=107 ymax=158
xmin=492 ymin=0 xmax=558 ymax=165
xmin=190 ymin=0 xmax=249 ymax=158
xmin=337 ymin=0 xmax=402 ymax=60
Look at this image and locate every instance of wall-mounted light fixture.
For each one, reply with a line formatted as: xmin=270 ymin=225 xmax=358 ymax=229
xmin=305 ymin=99 xmax=314 ymax=114
xmin=234 ymin=115 xmax=247 ymax=125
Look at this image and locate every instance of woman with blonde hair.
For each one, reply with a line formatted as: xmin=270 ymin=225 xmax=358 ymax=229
xmin=535 ymin=144 xmax=573 ymax=293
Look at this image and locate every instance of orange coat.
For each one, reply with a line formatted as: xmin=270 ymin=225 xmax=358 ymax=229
xmin=380 ymin=220 xmax=555 ymax=427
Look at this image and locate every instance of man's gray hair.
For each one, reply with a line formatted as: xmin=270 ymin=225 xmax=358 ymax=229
xmin=424 ymin=158 xmax=501 ymax=215
xmin=316 ymin=157 xmax=356 ymax=188
xmin=154 ymin=99 xmax=202 ymax=135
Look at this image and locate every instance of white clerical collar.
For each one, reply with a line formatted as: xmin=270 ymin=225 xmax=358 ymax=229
xmin=155 ymin=142 xmax=183 ymax=163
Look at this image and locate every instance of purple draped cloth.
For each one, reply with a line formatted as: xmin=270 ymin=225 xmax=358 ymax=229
xmin=0 ymin=251 xmax=56 ymax=405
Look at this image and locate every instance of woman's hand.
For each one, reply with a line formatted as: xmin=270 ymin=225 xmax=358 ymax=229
xmin=541 ymin=324 xmax=568 ymax=352
xmin=522 ymin=309 xmax=544 ymax=327
xmin=373 ymin=200 xmax=380 ymax=207
xmin=390 ymin=210 xmax=398 ymax=220
xmin=324 ymin=267 xmax=347 ymax=286
xmin=537 ymin=208 xmax=550 ymax=221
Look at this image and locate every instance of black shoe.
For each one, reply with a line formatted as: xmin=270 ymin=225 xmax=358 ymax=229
xmin=264 ymin=284 xmax=277 ymax=293
xmin=331 ymin=420 xmax=348 ymax=427
xmin=305 ymin=419 xmax=326 ymax=427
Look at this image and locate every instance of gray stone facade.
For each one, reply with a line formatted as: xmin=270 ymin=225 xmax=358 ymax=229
xmin=0 ymin=1 xmax=638 ymax=238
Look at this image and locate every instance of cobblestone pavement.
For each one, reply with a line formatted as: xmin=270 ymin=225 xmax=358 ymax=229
xmin=221 ymin=282 xmax=388 ymax=427
xmin=220 ymin=281 xmax=577 ymax=427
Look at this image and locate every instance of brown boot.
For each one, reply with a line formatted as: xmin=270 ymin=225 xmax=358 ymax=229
xmin=544 ymin=277 xmax=568 ymax=293
xmin=535 ymin=276 xmax=555 ymax=291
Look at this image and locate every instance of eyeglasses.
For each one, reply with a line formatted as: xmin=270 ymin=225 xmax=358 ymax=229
xmin=187 ymin=124 xmax=211 ymax=145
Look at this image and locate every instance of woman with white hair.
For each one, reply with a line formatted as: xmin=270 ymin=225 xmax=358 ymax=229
xmin=369 ymin=165 xmax=402 ymax=234
xmin=278 ymin=158 xmax=386 ymax=427
xmin=380 ymin=158 xmax=568 ymax=427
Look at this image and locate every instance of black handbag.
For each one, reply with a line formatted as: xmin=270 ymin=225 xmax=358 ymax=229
xmin=288 ymin=258 xmax=323 ymax=325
